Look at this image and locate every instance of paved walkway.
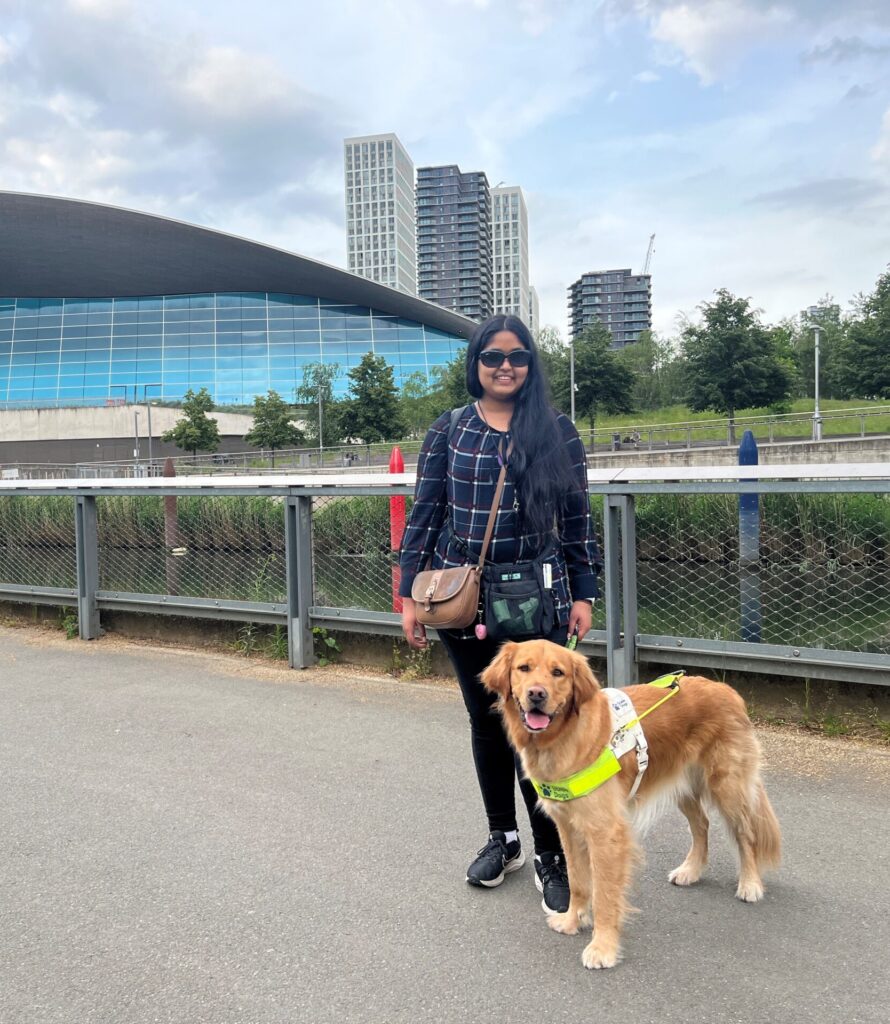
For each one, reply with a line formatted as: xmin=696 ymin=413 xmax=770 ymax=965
xmin=1 ymin=626 xmax=888 ymax=1024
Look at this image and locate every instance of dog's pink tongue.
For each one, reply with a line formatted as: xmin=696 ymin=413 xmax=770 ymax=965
xmin=526 ymin=710 xmax=551 ymax=731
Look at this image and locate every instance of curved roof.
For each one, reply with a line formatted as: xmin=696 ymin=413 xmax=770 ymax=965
xmin=0 ymin=191 xmax=474 ymax=338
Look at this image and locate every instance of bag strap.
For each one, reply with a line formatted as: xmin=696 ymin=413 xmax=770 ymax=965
xmin=447 ymin=404 xmax=470 ymax=446
xmin=445 ymin=405 xmax=507 ymax=571
xmin=476 ymin=461 xmax=508 ymax=569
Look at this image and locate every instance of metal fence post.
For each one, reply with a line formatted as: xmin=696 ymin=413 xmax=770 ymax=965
xmin=603 ymin=496 xmax=621 ymax=685
xmin=620 ymin=494 xmax=639 ymax=685
xmin=285 ymin=495 xmax=315 ymax=669
xmin=74 ymin=495 xmax=100 ymax=639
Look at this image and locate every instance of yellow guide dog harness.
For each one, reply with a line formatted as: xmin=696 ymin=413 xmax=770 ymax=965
xmin=530 ymin=671 xmax=684 ymax=803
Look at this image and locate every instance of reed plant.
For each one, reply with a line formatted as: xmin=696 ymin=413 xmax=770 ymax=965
xmin=1 ymin=491 xmax=888 ymax=568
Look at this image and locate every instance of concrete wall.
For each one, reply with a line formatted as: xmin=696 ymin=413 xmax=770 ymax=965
xmin=0 ymin=404 xmax=253 ymax=441
xmin=589 ymin=435 xmax=890 ymax=468
xmin=0 ymin=405 xmax=257 ymax=465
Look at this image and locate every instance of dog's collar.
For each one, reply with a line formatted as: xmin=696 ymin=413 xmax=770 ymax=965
xmin=529 ymin=672 xmax=684 ymax=802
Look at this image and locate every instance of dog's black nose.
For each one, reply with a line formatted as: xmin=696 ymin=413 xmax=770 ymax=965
xmin=527 ymin=686 xmax=548 ymax=705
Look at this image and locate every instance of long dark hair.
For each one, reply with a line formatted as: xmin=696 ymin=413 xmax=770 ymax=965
xmin=465 ymin=315 xmax=577 ymax=536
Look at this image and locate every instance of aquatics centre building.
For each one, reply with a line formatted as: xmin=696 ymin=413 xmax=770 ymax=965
xmin=0 ymin=192 xmax=474 ymax=409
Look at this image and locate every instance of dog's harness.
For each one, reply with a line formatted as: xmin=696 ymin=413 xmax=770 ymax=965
xmin=529 ymin=671 xmax=684 ymax=803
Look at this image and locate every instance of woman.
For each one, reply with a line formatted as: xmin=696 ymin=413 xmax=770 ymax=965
xmin=398 ymin=314 xmax=602 ymax=915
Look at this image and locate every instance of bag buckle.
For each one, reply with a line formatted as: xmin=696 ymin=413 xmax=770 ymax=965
xmin=424 ymin=573 xmax=440 ymax=612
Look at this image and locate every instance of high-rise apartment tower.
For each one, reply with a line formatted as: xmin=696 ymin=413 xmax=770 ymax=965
xmin=528 ymin=286 xmax=540 ymax=334
xmin=344 ymin=133 xmax=416 ymax=294
xmin=568 ymin=268 xmax=652 ymax=346
xmin=416 ymin=165 xmax=492 ymax=321
xmin=491 ymin=185 xmax=529 ymax=324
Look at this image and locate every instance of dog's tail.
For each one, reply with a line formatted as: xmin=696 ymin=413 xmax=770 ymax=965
xmin=752 ymin=779 xmax=782 ymax=871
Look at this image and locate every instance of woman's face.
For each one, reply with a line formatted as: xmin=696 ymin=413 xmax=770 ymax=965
xmin=476 ymin=330 xmax=530 ymax=403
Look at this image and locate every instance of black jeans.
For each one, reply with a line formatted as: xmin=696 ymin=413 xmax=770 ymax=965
xmin=438 ymin=625 xmax=566 ymax=856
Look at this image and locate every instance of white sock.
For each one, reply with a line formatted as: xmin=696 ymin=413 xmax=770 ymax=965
xmin=503 ymin=830 xmax=519 ymax=845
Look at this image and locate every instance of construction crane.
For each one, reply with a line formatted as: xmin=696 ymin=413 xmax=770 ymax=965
xmin=641 ymin=233 xmax=655 ymax=275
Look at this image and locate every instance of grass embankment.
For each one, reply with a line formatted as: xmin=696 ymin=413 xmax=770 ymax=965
xmin=585 ymin=398 xmax=890 ymax=443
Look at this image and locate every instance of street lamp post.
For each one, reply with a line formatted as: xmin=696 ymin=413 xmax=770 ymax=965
xmin=133 ymin=410 xmax=141 ymax=471
xmin=142 ymin=383 xmax=163 ymax=474
xmin=318 ymin=385 xmax=324 ymax=458
xmin=812 ymin=326 xmax=822 ymax=442
xmin=569 ymin=339 xmax=576 ymax=423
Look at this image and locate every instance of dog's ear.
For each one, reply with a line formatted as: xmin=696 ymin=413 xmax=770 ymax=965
xmin=480 ymin=641 xmax=517 ymax=697
xmin=570 ymin=650 xmax=601 ymax=708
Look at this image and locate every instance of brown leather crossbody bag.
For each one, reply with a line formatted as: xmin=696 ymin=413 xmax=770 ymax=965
xmin=411 ymin=461 xmax=508 ymax=630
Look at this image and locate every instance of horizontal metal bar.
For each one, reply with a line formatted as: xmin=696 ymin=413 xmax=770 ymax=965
xmin=3 ymin=479 xmax=887 ymax=499
xmin=637 ymin=634 xmax=890 ymax=686
xmin=309 ymin=607 xmax=610 ymax=653
xmin=96 ymin=591 xmax=286 ymax=624
xmin=309 ymin=606 xmax=406 ymax=636
xmin=589 ymin=481 xmax=890 ymax=495
xmin=294 ymin=485 xmax=415 ymax=497
xmin=0 ymin=583 xmax=78 ymax=606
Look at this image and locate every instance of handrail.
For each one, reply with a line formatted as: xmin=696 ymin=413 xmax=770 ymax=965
xmin=1 ymin=463 xmax=888 ymax=498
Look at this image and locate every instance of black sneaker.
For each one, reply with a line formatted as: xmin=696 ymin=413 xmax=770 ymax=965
xmin=535 ymin=852 xmax=570 ymax=914
xmin=466 ymin=831 xmax=526 ymax=888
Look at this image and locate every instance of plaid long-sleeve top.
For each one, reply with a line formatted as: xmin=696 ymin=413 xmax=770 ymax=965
xmin=398 ymin=405 xmax=602 ymax=628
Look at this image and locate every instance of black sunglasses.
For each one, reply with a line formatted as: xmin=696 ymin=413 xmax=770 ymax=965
xmin=478 ymin=348 xmax=532 ymax=368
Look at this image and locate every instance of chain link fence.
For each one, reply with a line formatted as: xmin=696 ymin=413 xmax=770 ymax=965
xmin=631 ymin=492 xmax=890 ymax=654
xmin=311 ymin=492 xmax=609 ymax=631
xmin=95 ymin=495 xmax=288 ymax=603
xmin=1 ymin=477 xmax=888 ymax=680
xmin=0 ymin=496 xmax=77 ymax=589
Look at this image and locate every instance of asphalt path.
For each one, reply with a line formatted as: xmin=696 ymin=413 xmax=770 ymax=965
xmin=1 ymin=626 xmax=888 ymax=1024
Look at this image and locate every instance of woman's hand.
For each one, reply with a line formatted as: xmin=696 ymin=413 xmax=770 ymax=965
xmin=402 ymin=602 xmax=428 ymax=650
xmin=567 ymin=599 xmax=593 ymax=643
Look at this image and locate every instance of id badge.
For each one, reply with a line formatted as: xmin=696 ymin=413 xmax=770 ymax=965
xmin=542 ymin=562 xmax=552 ymax=589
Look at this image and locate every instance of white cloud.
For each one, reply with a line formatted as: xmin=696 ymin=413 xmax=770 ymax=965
xmin=181 ymin=47 xmax=305 ymax=119
xmin=67 ymin=0 xmax=135 ymax=17
xmin=649 ymin=2 xmax=795 ymax=84
xmin=871 ymin=107 xmax=890 ymax=174
xmin=2 ymin=0 xmax=889 ymax=344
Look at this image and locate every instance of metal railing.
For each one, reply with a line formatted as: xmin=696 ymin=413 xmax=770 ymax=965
xmin=1 ymin=464 xmax=889 ymax=686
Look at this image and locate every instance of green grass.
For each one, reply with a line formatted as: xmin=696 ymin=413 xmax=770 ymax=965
xmin=584 ymin=398 xmax=890 ymax=442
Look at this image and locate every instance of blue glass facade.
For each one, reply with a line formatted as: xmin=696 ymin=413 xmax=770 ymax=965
xmin=0 ymin=292 xmax=467 ymax=406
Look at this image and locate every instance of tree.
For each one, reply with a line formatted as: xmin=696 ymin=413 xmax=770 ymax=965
xmin=244 ymin=390 xmax=304 ymax=465
xmin=535 ymin=326 xmax=570 ymax=414
xmin=429 ymin=348 xmax=470 ymax=409
xmin=788 ymin=301 xmax=848 ymax=401
xmin=161 ymin=387 xmax=221 ymax=456
xmin=615 ymin=329 xmax=683 ymax=411
xmin=837 ymin=270 xmax=890 ymax=399
xmin=294 ymin=362 xmax=343 ymax=446
xmin=400 ymin=371 xmax=443 ymax=438
xmin=571 ymin=322 xmax=635 ymax=431
xmin=338 ymin=352 xmax=407 ymax=443
xmin=681 ymin=289 xmax=793 ymax=439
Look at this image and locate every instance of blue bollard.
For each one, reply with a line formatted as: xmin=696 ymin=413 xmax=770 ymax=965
xmin=738 ymin=430 xmax=762 ymax=643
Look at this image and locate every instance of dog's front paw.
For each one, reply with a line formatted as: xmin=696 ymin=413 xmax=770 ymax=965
xmin=581 ymin=937 xmax=621 ymax=970
xmin=669 ymin=863 xmax=702 ymax=887
xmin=736 ymin=879 xmax=764 ymax=903
xmin=547 ymin=911 xmax=580 ymax=936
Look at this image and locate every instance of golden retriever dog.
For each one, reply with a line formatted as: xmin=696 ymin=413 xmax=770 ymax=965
xmin=481 ymin=640 xmax=781 ymax=970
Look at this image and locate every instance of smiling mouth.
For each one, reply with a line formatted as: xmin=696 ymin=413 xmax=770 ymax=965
xmin=520 ymin=706 xmax=554 ymax=732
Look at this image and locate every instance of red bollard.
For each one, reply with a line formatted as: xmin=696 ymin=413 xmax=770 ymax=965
xmin=389 ymin=446 xmax=405 ymax=613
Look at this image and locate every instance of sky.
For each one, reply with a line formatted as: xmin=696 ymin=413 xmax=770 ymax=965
xmin=1 ymin=0 xmax=889 ymax=340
